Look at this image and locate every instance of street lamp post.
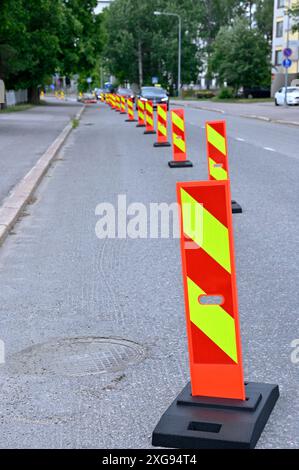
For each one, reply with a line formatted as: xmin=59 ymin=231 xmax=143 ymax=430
xmin=154 ymin=11 xmax=182 ymax=97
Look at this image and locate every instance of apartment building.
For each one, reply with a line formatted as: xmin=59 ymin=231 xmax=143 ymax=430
xmin=272 ymin=0 xmax=299 ymax=95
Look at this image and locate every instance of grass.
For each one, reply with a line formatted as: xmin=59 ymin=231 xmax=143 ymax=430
xmin=71 ymin=118 xmax=79 ymax=129
xmin=0 ymin=104 xmax=33 ymax=113
xmin=211 ymin=97 xmax=273 ymax=104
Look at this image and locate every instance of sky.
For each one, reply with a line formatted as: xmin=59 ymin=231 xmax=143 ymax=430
xmin=95 ymin=1 xmax=113 ymax=14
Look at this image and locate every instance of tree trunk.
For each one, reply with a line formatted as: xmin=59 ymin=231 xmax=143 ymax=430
xmin=28 ymin=86 xmax=40 ymax=105
xmin=138 ymin=40 xmax=143 ymax=88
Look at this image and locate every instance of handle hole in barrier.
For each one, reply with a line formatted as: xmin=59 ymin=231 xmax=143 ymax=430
xmin=198 ymin=295 xmax=224 ymax=306
xmin=213 ymin=163 xmax=223 ymax=168
xmin=188 ymin=421 xmax=222 ymax=434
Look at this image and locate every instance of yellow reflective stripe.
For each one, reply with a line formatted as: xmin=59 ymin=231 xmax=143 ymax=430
xmin=207 ymin=124 xmax=226 ymax=155
xmin=147 ymin=116 xmax=154 ymax=126
xmin=158 ymin=122 xmax=167 ymax=136
xmin=173 ymin=133 xmax=186 ymax=153
xmin=209 ymin=158 xmax=228 ymax=181
xmin=139 ymin=101 xmax=145 ymax=110
xmin=187 ymin=277 xmax=238 ymax=363
xmin=138 ymin=111 xmax=144 ymax=119
xmin=146 ymin=103 xmax=153 ymax=113
xmin=158 ymin=106 xmax=167 ymax=121
xmin=172 ymin=112 xmax=185 ymax=132
xmin=180 ymin=189 xmax=231 ymax=273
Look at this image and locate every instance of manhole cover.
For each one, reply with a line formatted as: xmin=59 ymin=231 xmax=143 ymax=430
xmin=4 ymin=337 xmax=146 ymax=377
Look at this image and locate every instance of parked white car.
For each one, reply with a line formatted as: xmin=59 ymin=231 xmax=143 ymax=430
xmin=275 ymin=87 xmax=299 ymax=106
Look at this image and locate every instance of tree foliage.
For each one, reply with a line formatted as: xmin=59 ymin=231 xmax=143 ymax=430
xmin=102 ymin=0 xmax=200 ymax=89
xmin=210 ymin=18 xmax=270 ymax=91
xmin=0 ymin=0 xmax=103 ymax=101
xmin=290 ymin=1 xmax=299 ymax=32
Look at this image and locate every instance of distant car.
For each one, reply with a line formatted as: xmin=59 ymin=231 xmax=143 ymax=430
xmin=136 ymin=86 xmax=169 ymax=110
xmin=117 ymin=87 xmax=136 ymax=102
xmin=81 ymin=92 xmax=97 ymax=104
xmin=237 ymin=86 xmax=271 ymax=99
xmin=275 ymin=87 xmax=299 ymax=106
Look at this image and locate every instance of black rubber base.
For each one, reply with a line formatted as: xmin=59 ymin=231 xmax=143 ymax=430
xmin=168 ymin=160 xmax=193 ymax=168
xmin=136 ymin=124 xmax=146 ymax=128
xmin=152 ymin=382 xmax=279 ymax=449
xmin=154 ymin=142 xmax=171 ymax=147
xmin=120 ymin=112 xmax=126 ymax=115
xmin=232 ymin=200 xmax=243 ymax=214
xmin=144 ymin=130 xmax=156 ymax=135
xmin=125 ymin=119 xmax=137 ymax=122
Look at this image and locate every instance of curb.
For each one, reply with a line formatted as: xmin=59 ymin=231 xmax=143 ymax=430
xmin=0 ymin=105 xmax=85 ymax=246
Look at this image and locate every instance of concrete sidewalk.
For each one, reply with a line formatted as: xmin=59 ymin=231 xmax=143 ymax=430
xmin=171 ymin=99 xmax=299 ymax=126
xmin=0 ymin=98 xmax=83 ymax=206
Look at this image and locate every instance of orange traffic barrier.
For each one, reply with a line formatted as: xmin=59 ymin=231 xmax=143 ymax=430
xmin=144 ymin=100 xmax=156 ymax=135
xmin=115 ymin=95 xmax=121 ymax=112
xmin=110 ymin=94 xmax=116 ymax=109
xmin=153 ymin=179 xmax=279 ymax=449
xmin=136 ymin=100 xmax=146 ymax=128
xmin=120 ymin=96 xmax=126 ymax=115
xmin=178 ymin=180 xmax=245 ymax=399
xmin=125 ymin=98 xmax=137 ymax=122
xmin=205 ymin=120 xmax=242 ymax=214
xmin=168 ymin=109 xmax=192 ymax=168
xmin=154 ymin=104 xmax=171 ymax=147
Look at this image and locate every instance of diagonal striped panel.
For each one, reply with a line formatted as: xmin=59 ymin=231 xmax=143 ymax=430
xmin=209 ymin=157 xmax=228 ymax=181
xmin=146 ymin=103 xmax=153 ymax=113
xmin=173 ymin=134 xmax=186 ymax=153
xmin=158 ymin=122 xmax=167 ymax=136
xmin=207 ymin=124 xmax=226 ymax=156
xmin=158 ymin=106 xmax=167 ymax=121
xmin=146 ymin=116 xmax=154 ymax=126
xmin=172 ymin=112 xmax=185 ymax=132
xmin=187 ymin=277 xmax=238 ymax=363
xmin=181 ymin=189 xmax=231 ymax=273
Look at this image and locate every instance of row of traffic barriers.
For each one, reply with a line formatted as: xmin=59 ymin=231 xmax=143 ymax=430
xmin=102 ymin=92 xmax=279 ymax=449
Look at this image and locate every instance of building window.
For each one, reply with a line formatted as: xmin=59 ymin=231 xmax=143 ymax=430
xmin=275 ymin=50 xmax=283 ymax=65
xmin=276 ymin=20 xmax=284 ymax=38
xmin=277 ymin=0 xmax=284 ymax=8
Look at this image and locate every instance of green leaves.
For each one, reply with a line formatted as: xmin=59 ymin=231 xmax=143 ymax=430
xmin=0 ymin=0 xmax=103 ymax=94
xmin=102 ymin=0 xmax=200 ymax=88
xmin=210 ymin=18 xmax=271 ymax=91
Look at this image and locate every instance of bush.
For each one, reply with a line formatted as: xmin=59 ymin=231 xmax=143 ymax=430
xmin=196 ymin=91 xmax=216 ymax=99
xmin=217 ymin=86 xmax=234 ymax=99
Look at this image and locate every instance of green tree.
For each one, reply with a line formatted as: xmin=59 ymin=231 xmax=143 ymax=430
xmin=210 ymin=18 xmax=270 ymax=92
xmin=0 ymin=0 xmax=104 ymax=103
xmin=2 ymin=0 xmax=65 ymax=102
xmin=102 ymin=0 xmax=199 ymax=90
xmin=0 ymin=0 xmax=28 ymax=81
xmin=254 ymin=0 xmax=274 ymax=41
xmin=290 ymin=1 xmax=299 ymax=31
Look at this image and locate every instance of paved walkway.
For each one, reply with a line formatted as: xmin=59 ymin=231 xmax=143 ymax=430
xmin=0 ymin=98 xmax=83 ymax=206
xmin=172 ymin=99 xmax=299 ymax=126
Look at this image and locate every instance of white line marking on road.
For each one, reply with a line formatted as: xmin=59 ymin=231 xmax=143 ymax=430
xmin=236 ymin=137 xmax=245 ymax=142
xmin=264 ymin=147 xmax=276 ymax=152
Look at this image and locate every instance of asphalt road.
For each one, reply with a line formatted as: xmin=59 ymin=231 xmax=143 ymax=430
xmin=0 ymin=102 xmax=298 ymax=448
xmin=0 ymin=99 xmax=82 ymax=205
